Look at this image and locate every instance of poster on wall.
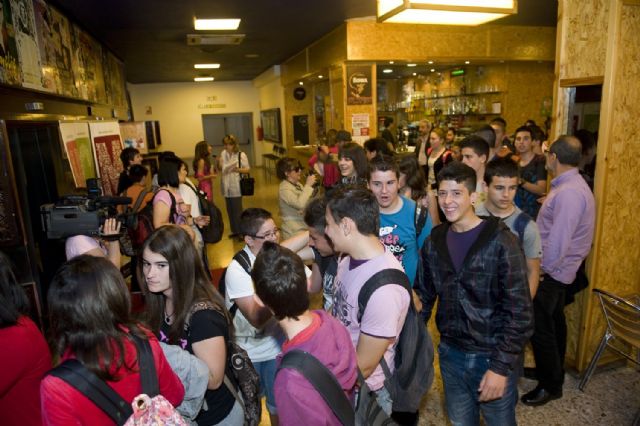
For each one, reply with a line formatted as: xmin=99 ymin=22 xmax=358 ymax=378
xmin=103 ymin=51 xmax=126 ymax=108
xmin=89 ymin=121 xmax=123 ymax=196
xmin=9 ymin=0 xmax=42 ymax=89
xmin=59 ymin=122 xmax=96 ymax=188
xmin=0 ymin=0 xmax=21 ymax=85
xmin=33 ymin=0 xmax=77 ymax=96
xmin=346 ymin=65 xmax=372 ymax=105
xmin=120 ymin=122 xmax=148 ymax=154
xmin=71 ymin=25 xmax=106 ymax=103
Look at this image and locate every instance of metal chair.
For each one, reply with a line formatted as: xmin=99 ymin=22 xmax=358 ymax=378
xmin=578 ymin=288 xmax=640 ymax=391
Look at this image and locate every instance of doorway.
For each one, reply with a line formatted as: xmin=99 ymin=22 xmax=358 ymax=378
xmin=202 ymin=113 xmax=254 ymax=164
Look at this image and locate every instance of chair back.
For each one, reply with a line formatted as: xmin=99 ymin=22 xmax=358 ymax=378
xmin=595 ymin=289 xmax=640 ymax=349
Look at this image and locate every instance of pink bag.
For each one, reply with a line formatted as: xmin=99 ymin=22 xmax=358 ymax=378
xmin=124 ymin=394 xmax=188 ymax=426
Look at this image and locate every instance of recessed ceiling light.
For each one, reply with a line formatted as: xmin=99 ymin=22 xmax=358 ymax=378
xmin=299 ymin=81 xmax=304 ymax=86
xmin=389 ymin=61 xmax=394 ymax=64
xmin=383 ymin=68 xmax=393 ymax=73
xmin=245 ymin=53 xmax=259 ymax=58
xmin=412 ymin=72 xmax=417 ymax=76
xmin=194 ymin=64 xmax=220 ymax=69
xmin=318 ymin=75 xmax=324 ymax=79
xmin=194 ymin=18 xmax=241 ymax=31
xmin=407 ymin=63 xmax=417 ymax=67
xmin=194 ymin=77 xmax=214 ymax=82
xmin=430 ymin=68 xmax=435 ymax=72
xmin=465 ymin=61 xmax=470 ymax=64
xmin=428 ymin=60 xmax=434 ymax=64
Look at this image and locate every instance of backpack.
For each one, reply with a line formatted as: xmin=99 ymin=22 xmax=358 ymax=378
xmin=128 ymin=189 xmax=176 ymax=249
xmin=186 ymin=301 xmax=262 ymax=426
xmin=184 ymin=181 xmax=224 ymax=244
xmin=217 ymin=250 xmax=252 ymax=318
xmin=48 ymin=335 xmax=186 ymax=426
xmin=357 ymin=269 xmax=435 ymax=415
xmin=278 ymin=350 xmax=355 ymax=426
xmin=512 ymin=210 xmax=532 ymax=244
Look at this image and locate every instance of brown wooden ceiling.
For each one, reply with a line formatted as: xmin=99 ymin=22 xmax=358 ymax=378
xmin=51 ymin=0 xmax=558 ymax=84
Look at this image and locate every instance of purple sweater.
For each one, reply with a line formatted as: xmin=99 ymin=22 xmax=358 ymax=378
xmin=537 ymin=168 xmax=595 ymax=283
xmin=275 ymin=310 xmax=358 ymax=426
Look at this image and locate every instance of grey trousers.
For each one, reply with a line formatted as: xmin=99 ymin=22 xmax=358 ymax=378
xmin=225 ymin=196 xmax=243 ymax=235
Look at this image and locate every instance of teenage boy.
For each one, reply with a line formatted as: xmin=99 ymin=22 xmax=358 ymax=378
xmin=476 ymin=156 xmax=542 ymax=297
xmin=252 ymin=242 xmax=358 ymax=426
xmin=117 ymin=147 xmax=142 ymax=194
xmin=368 ymin=156 xmax=431 ymax=285
xmin=513 ymin=125 xmax=547 ymax=219
xmin=418 ymin=162 xmax=532 ymax=426
xmin=326 ymin=187 xmax=410 ymax=416
xmin=460 ymin=135 xmax=490 ymax=204
xmin=224 ymin=208 xmax=283 ymax=425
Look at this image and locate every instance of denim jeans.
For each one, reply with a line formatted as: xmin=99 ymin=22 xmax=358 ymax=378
xmin=254 ymin=358 xmax=277 ymax=414
xmin=439 ymin=342 xmax=518 ymax=426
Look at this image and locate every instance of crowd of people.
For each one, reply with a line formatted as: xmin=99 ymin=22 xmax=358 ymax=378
xmin=0 ymin=119 xmax=597 ymax=426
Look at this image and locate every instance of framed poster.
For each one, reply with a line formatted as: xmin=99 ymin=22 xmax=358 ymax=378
xmin=119 ymin=121 xmax=148 ymax=154
xmin=9 ymin=0 xmax=42 ymax=89
xmin=59 ymin=121 xmax=96 ymax=188
xmin=89 ymin=121 xmax=123 ymax=196
xmin=346 ymin=65 xmax=372 ymax=105
xmin=0 ymin=0 xmax=21 ymax=85
xmin=260 ymin=108 xmax=282 ymax=144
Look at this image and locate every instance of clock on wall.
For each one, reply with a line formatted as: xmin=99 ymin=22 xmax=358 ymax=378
xmin=293 ymin=87 xmax=306 ymax=100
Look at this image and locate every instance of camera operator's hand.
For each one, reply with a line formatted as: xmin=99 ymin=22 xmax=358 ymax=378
xmin=194 ymin=215 xmax=210 ymax=227
xmin=305 ymin=174 xmax=317 ymax=188
xmin=101 ymin=218 xmax=121 ymax=237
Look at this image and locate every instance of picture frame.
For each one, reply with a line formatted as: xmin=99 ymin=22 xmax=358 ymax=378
xmin=260 ymin=108 xmax=282 ymax=144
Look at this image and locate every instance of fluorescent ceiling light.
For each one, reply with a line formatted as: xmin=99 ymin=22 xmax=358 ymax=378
xmin=377 ymin=0 xmax=517 ymax=26
xmin=194 ymin=77 xmax=214 ymax=82
xmin=383 ymin=68 xmax=393 ymax=73
xmin=194 ymin=64 xmax=221 ymax=69
xmin=194 ymin=18 xmax=241 ymax=30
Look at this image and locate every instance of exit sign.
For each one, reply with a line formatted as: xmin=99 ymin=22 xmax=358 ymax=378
xmin=451 ymin=69 xmax=465 ymax=77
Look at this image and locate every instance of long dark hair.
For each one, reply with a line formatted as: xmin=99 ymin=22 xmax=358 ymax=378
xmin=0 ymin=252 xmax=30 ymax=328
xmin=48 ymin=255 xmax=146 ymax=381
xmin=338 ymin=142 xmax=368 ymax=178
xmin=398 ymin=155 xmax=427 ymax=201
xmin=193 ymin=140 xmax=211 ymax=173
xmin=139 ymin=226 xmax=232 ymax=343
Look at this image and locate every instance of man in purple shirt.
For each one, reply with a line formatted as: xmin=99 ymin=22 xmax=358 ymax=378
xmin=521 ymin=135 xmax=595 ymax=407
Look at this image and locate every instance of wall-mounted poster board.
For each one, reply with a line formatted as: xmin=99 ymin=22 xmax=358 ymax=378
xmin=59 ymin=122 xmax=96 ymax=188
xmin=120 ymin=121 xmax=148 ymax=154
xmin=88 ymin=121 xmax=123 ymax=196
xmin=260 ymin=108 xmax=282 ymax=144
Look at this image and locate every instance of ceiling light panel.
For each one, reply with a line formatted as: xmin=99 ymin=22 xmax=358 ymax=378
xmin=194 ymin=18 xmax=241 ymax=30
xmin=377 ymin=0 xmax=516 ymax=26
xmin=194 ymin=77 xmax=214 ymax=82
xmin=194 ymin=64 xmax=221 ymax=69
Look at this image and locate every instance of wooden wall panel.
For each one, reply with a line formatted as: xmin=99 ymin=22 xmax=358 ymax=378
xmin=308 ymin=26 xmax=347 ymax=73
xmin=329 ymin=65 xmax=344 ymax=130
xmin=559 ymin=0 xmax=610 ymax=80
xmin=578 ymin=0 xmax=640 ymax=368
xmin=503 ymin=62 xmax=555 ymax=132
xmin=283 ymin=82 xmax=314 ymax=150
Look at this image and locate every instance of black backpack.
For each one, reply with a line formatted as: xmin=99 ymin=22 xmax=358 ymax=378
xmin=184 ymin=181 xmax=224 ymax=244
xmin=357 ymin=269 xmax=435 ymax=415
xmin=218 ymin=250 xmax=252 ymax=318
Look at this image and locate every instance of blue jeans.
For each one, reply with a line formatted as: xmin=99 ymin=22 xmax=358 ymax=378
xmin=439 ymin=342 xmax=518 ymax=426
xmin=254 ymin=358 xmax=277 ymax=414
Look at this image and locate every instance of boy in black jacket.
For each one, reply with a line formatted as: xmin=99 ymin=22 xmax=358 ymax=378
xmin=417 ymin=162 xmax=533 ymax=426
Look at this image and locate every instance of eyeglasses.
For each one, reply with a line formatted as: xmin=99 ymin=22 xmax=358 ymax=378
xmin=251 ymin=228 xmax=280 ymax=239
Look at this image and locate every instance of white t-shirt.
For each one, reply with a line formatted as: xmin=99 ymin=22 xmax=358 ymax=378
xmin=331 ymin=250 xmax=410 ymax=391
xmin=178 ymin=181 xmax=203 ymax=218
xmin=224 ymin=246 xmax=283 ymax=362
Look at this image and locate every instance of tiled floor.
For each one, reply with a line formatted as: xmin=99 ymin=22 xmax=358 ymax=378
xmin=206 ymin=168 xmax=640 ymax=425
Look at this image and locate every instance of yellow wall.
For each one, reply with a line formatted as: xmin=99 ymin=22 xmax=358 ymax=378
xmin=254 ymin=66 xmax=287 ymax=160
xmin=552 ymin=0 xmax=640 ymax=370
xmin=128 ymin=81 xmax=261 ymax=162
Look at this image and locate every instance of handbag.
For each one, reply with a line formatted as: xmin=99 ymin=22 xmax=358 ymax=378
xmin=238 ymin=152 xmax=255 ymax=196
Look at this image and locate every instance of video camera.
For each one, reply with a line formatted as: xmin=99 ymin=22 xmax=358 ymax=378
xmin=41 ymin=178 xmax=131 ymax=239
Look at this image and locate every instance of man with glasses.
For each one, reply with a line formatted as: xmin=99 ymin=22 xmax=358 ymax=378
xmin=223 ymin=208 xmax=284 ymax=425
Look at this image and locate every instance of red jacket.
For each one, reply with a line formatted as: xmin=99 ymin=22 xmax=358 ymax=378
xmin=0 ymin=316 xmax=51 ymax=426
xmin=40 ymin=333 xmax=185 ymax=425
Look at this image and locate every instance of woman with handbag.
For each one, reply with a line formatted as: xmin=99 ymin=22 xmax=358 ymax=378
xmin=140 ymin=225 xmax=244 ymax=426
xmin=40 ymin=255 xmax=185 ymax=425
xmin=218 ymin=135 xmax=250 ymax=240
xmin=276 ymin=157 xmax=317 ymax=239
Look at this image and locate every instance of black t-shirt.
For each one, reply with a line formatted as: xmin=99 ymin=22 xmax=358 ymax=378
xmin=117 ymin=170 xmax=134 ymax=195
xmin=160 ymin=309 xmax=235 ymax=425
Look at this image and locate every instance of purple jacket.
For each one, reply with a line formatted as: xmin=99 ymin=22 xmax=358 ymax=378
xmin=275 ymin=310 xmax=358 ymax=426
